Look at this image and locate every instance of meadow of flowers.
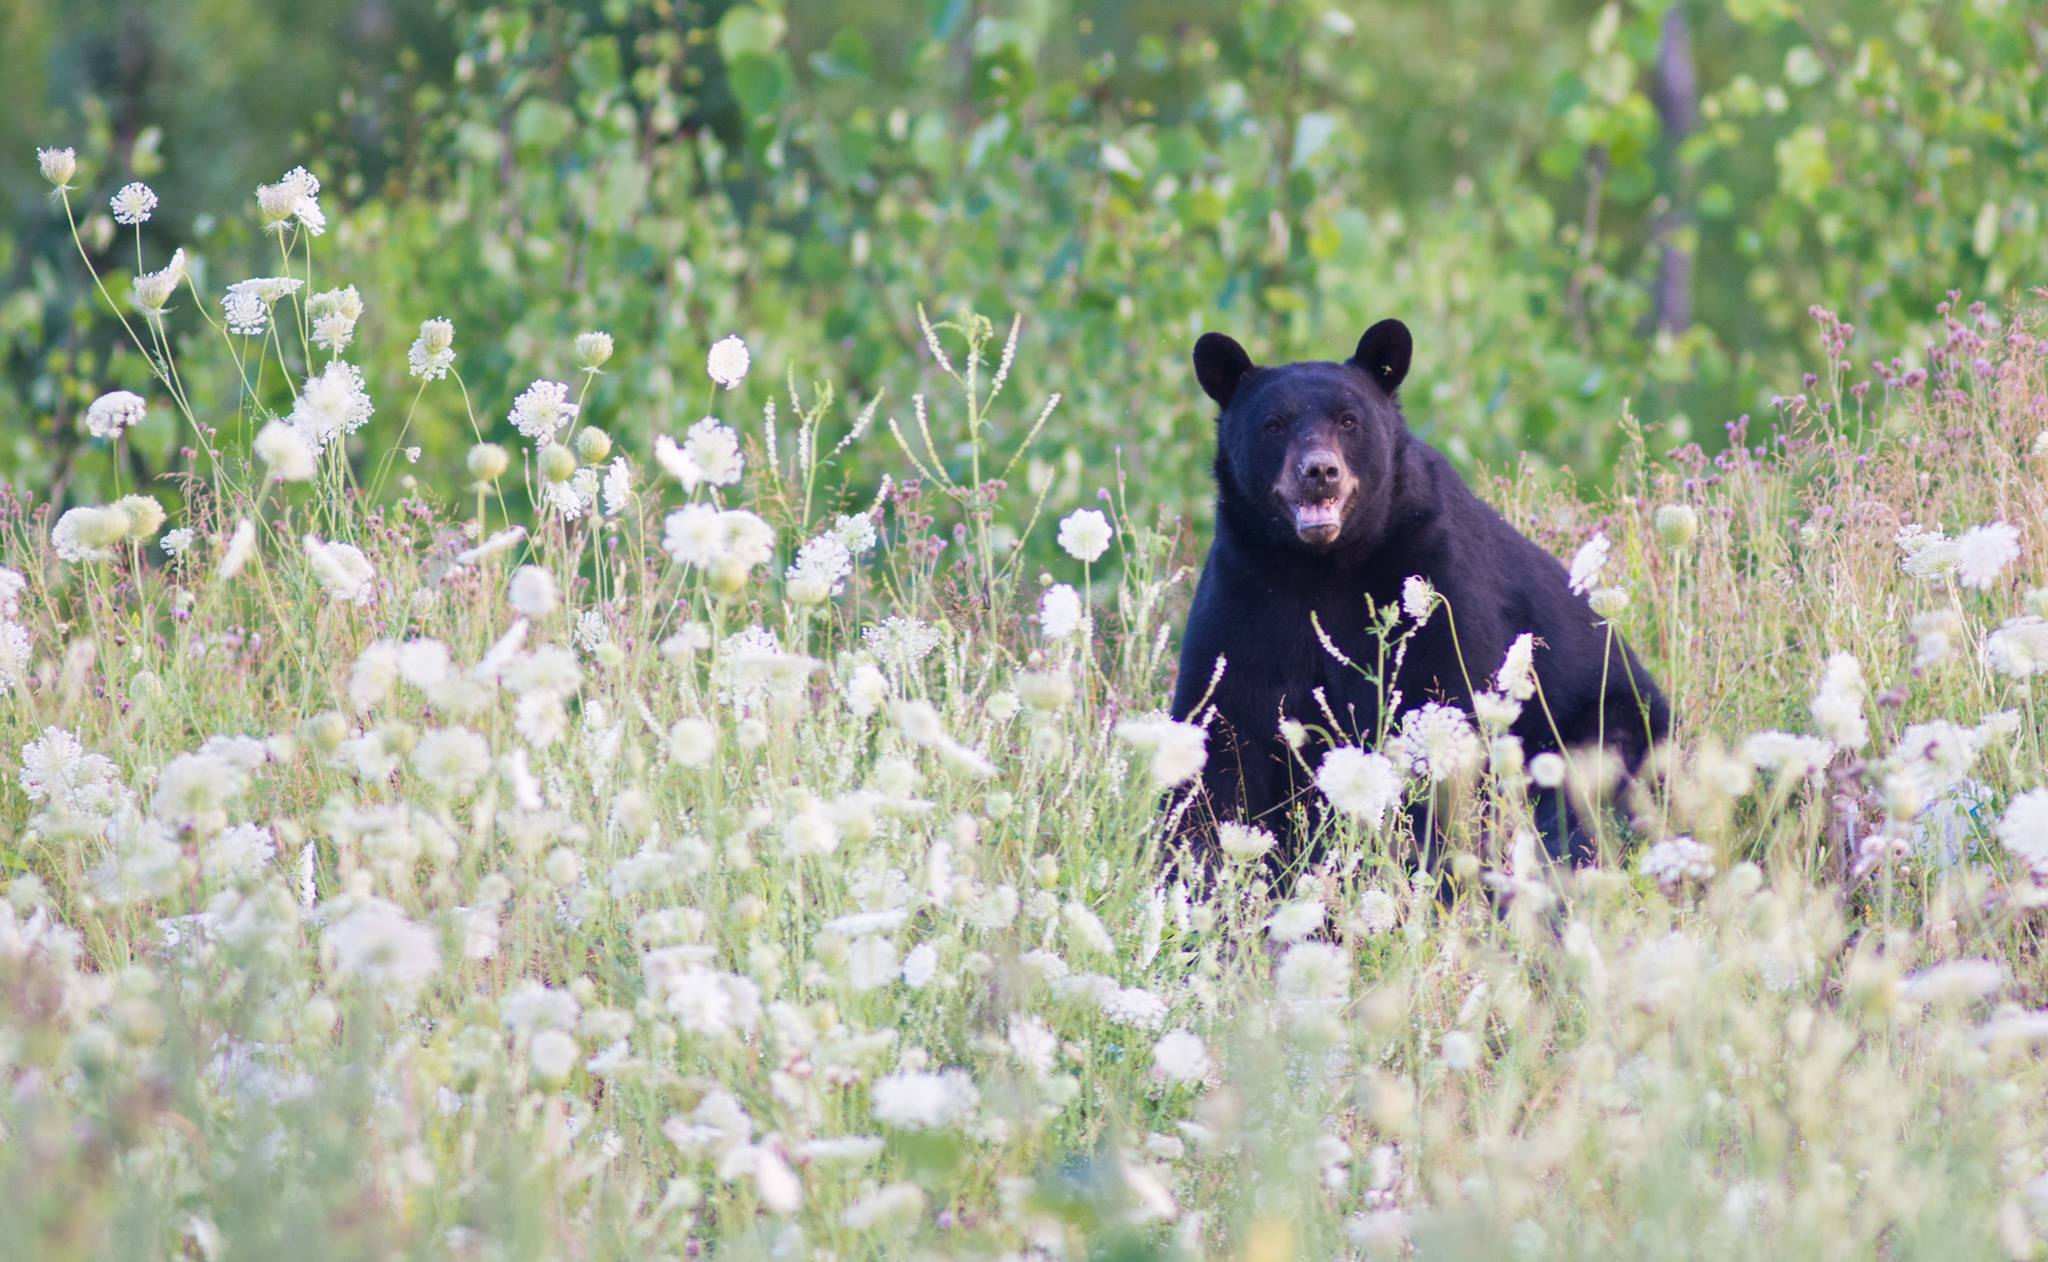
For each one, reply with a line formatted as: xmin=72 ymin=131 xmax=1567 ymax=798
xmin=4 ymin=148 xmax=2048 ymax=1262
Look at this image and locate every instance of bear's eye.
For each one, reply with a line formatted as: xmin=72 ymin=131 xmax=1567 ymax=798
xmin=1335 ymin=410 xmax=1360 ymax=430
xmin=1262 ymin=416 xmax=1286 ymax=435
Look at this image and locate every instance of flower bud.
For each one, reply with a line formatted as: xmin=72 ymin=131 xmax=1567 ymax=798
xmin=575 ymin=331 xmax=614 ymax=369
xmin=467 ymin=442 xmax=510 ymax=483
xmin=538 ymin=443 xmax=576 ymax=484
xmin=573 ymin=427 xmax=612 ymax=463
xmin=1588 ymin=586 xmax=1630 ymax=619
xmin=114 ymin=494 xmax=166 ymax=541
xmin=37 ymin=146 xmax=77 ymax=190
xmin=1653 ymin=503 xmax=1699 ymax=549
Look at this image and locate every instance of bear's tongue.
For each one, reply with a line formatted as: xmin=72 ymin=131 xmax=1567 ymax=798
xmin=1293 ymin=500 xmax=1342 ymax=531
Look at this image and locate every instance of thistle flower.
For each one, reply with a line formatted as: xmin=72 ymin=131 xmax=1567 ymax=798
xmin=37 ymin=146 xmax=77 ymax=190
xmin=1057 ymin=509 xmax=1114 ymax=563
xmin=407 ymin=318 xmax=456 ymax=380
xmin=84 ymin=390 xmax=147 ymax=439
xmin=1316 ymin=747 xmax=1401 ymax=824
xmin=706 ymin=335 xmax=750 ymax=388
xmin=109 ymin=182 xmax=157 ymax=226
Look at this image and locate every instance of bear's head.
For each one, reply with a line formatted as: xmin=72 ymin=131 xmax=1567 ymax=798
xmin=1192 ymin=319 xmax=1413 ymax=553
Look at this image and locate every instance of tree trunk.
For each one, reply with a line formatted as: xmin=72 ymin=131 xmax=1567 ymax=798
xmin=1650 ymin=2 xmax=1698 ymax=335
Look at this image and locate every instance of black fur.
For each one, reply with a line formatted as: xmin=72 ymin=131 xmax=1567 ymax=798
xmin=1172 ymin=322 xmax=1670 ymax=867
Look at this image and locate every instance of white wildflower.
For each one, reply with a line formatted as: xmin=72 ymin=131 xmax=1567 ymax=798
xmin=109 ymin=182 xmax=157 ymax=225
xmin=1057 ymin=508 xmax=1114 ymax=563
xmin=706 ymin=335 xmax=750 ymax=388
xmin=1567 ymin=532 xmax=1610 ymax=595
xmin=1040 ymin=583 xmax=1084 ymax=639
xmin=1317 ymin=747 xmax=1402 ymax=825
xmin=84 ymin=390 xmax=147 ymax=439
xmin=407 ymin=318 xmax=456 ymax=380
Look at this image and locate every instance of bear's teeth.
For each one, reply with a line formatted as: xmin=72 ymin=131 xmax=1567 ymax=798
xmin=1295 ymin=501 xmax=1340 ymax=529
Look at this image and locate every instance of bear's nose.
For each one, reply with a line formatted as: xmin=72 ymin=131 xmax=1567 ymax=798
xmin=1298 ymin=449 xmax=1343 ymax=492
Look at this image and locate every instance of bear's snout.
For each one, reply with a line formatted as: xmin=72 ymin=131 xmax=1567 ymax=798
xmin=1276 ymin=440 xmax=1357 ymax=546
xmin=1297 ymin=449 xmax=1345 ymax=494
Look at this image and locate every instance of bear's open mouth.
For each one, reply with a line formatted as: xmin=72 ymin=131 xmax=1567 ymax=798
xmin=1292 ymin=498 xmax=1344 ymax=539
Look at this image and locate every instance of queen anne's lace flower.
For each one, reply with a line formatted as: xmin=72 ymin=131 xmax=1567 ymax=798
xmin=287 ymin=361 xmax=373 ymax=452
xmin=256 ymin=166 xmax=325 ymax=234
xmin=1388 ymin=702 xmax=1483 ymax=782
xmin=1567 ymin=532 xmax=1610 ymax=595
xmin=109 ymin=182 xmax=157 ymax=225
xmin=1639 ymin=836 xmax=1717 ymax=889
xmin=1114 ymin=715 xmax=1208 ymax=789
xmin=407 ymin=318 xmax=456 ymax=380
xmin=303 ymin=535 xmax=376 ymax=605
xmin=508 ymin=379 xmax=577 ymax=444
xmin=1986 ymin=616 xmax=2048 ymax=677
xmin=1317 ymin=747 xmax=1401 ymax=824
xmin=1954 ymin=522 xmax=2020 ymax=590
xmin=84 ymin=390 xmax=147 ymax=439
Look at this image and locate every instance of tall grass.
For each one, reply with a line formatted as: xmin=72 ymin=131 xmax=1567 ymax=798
xmin=2 ymin=156 xmax=2046 ymax=1262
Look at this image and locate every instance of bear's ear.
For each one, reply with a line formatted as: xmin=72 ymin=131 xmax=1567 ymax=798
xmin=1349 ymin=318 xmax=1412 ymax=394
xmin=1193 ymin=332 xmax=1254 ymax=408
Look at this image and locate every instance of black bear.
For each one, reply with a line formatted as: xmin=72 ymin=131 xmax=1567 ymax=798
xmin=1169 ymin=319 xmax=1670 ymax=868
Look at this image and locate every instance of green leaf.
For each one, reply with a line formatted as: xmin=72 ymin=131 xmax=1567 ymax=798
xmin=727 ymin=52 xmax=791 ymax=120
xmin=716 ymin=6 xmax=786 ymax=62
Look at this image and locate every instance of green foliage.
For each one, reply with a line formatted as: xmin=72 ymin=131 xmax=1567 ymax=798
xmin=3 ymin=0 xmax=2045 ymax=523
